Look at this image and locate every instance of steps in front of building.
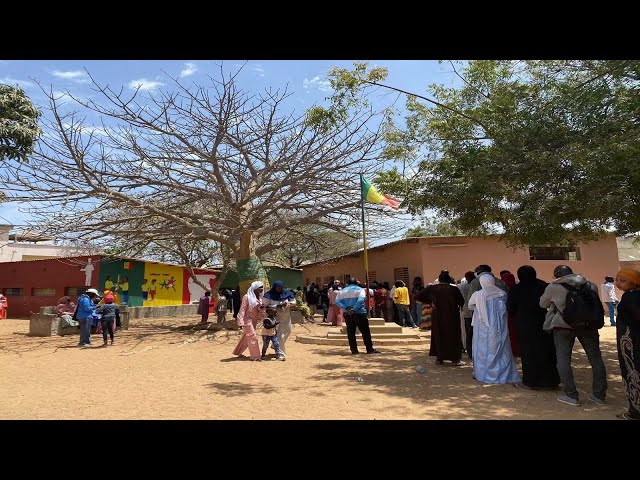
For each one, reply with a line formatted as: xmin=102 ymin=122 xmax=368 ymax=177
xmin=295 ymin=335 xmax=428 ymax=346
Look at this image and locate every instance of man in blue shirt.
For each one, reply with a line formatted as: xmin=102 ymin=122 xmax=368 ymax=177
xmin=77 ymin=288 xmax=99 ymax=347
xmin=335 ymin=278 xmax=381 ymax=355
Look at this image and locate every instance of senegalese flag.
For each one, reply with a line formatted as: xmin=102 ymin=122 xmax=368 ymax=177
xmin=361 ymin=177 xmax=401 ymax=210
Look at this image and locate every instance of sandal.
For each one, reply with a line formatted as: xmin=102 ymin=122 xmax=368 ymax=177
xmin=616 ymin=412 xmax=639 ymax=420
xmin=514 ymin=382 xmax=534 ymax=390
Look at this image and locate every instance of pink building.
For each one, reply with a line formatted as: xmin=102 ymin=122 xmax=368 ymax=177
xmin=302 ymin=234 xmax=621 ymax=290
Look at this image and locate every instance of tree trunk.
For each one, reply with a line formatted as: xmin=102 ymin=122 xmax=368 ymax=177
xmin=236 ymin=231 xmax=269 ymax=296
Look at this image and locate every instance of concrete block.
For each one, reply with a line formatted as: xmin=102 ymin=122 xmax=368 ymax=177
xmin=29 ymin=313 xmax=56 ymax=336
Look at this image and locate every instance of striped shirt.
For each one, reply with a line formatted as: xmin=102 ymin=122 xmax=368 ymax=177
xmin=335 ymin=285 xmax=366 ymax=314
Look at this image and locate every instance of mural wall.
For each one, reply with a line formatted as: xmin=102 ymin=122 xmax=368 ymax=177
xmin=98 ymin=259 xmax=145 ymax=307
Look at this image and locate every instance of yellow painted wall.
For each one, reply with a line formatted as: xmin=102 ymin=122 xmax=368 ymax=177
xmin=143 ymin=263 xmax=184 ymax=306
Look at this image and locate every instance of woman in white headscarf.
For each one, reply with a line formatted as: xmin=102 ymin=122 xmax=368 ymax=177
xmin=232 ymin=281 xmax=265 ymax=361
xmin=468 ymin=274 xmax=521 ymax=384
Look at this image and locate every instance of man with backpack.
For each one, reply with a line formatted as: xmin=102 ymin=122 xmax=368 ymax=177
xmin=75 ymin=288 xmax=100 ymax=348
xmin=539 ymin=265 xmax=607 ymax=406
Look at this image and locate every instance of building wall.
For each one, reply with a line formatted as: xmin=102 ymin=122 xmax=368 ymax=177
xmin=99 ymin=258 xmax=146 ymax=307
xmin=0 ymin=255 xmax=102 ymax=318
xmin=302 ymin=240 xmax=425 ymax=287
xmin=0 ymin=242 xmax=90 ymax=263
xmin=0 ymin=255 xmax=220 ymax=317
xmin=302 ymin=234 xmax=621 ymax=292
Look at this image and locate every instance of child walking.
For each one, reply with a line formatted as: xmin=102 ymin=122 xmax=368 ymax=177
xmin=95 ymin=295 xmax=118 ymax=347
xmin=261 ymin=306 xmax=284 ymax=361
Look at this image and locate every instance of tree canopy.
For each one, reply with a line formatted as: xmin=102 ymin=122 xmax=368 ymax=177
xmin=325 ymin=61 xmax=640 ymax=246
xmin=0 ymin=84 xmax=40 ymax=163
xmin=0 ymin=67 xmax=396 ymax=292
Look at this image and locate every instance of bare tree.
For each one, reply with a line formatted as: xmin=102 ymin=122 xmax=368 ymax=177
xmin=0 ymin=66 xmax=397 ymax=293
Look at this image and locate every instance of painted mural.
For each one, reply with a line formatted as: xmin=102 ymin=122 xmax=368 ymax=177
xmin=182 ymin=268 xmax=217 ymax=304
xmin=142 ymin=263 xmax=184 ymax=307
xmin=98 ymin=259 xmax=145 ymax=307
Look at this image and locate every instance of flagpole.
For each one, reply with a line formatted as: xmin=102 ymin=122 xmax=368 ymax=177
xmin=360 ymin=174 xmax=371 ymax=319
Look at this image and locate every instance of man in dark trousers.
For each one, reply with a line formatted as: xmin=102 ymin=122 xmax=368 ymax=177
xmin=539 ymin=265 xmax=607 ymax=407
xmin=335 ymin=278 xmax=381 ymax=355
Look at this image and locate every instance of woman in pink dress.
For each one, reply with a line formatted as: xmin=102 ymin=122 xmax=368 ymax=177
xmin=232 ymin=281 xmax=265 ymax=361
xmin=327 ymin=281 xmax=344 ymax=327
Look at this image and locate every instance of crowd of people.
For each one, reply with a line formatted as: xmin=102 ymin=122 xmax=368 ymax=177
xmin=298 ymin=263 xmax=640 ymax=420
xmin=4 ymin=262 xmax=637 ymax=420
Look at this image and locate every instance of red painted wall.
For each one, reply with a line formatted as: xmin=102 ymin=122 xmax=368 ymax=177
xmin=182 ymin=268 xmax=218 ymax=313
xmin=0 ymin=256 xmax=102 ymax=318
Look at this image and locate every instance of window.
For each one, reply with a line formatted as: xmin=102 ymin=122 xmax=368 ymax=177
xmin=65 ymin=287 xmax=87 ymax=297
xmin=315 ymin=277 xmax=321 ymax=285
xmin=32 ymin=288 xmax=56 ymax=297
xmin=369 ymin=271 xmax=377 ymax=282
xmin=343 ymin=274 xmax=351 ymax=284
xmin=323 ymin=276 xmax=331 ymax=284
xmin=305 ymin=278 xmax=310 ymax=286
xmin=2 ymin=288 xmax=23 ymax=296
xmin=529 ymin=246 xmax=581 ymax=261
xmin=393 ymin=267 xmax=410 ymax=285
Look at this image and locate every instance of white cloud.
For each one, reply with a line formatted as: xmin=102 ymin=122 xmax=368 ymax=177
xmin=303 ymin=75 xmax=332 ymax=93
xmin=128 ymin=78 xmax=165 ymax=91
xmin=0 ymin=76 xmax=35 ymax=89
xmin=252 ymin=64 xmax=265 ymax=77
xmin=52 ymin=70 xmax=89 ymax=83
xmin=179 ymin=62 xmax=198 ymax=78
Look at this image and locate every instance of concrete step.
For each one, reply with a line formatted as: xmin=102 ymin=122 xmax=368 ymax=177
xmin=335 ymin=325 xmax=403 ymax=334
xmin=295 ymin=334 xmax=428 ymax=346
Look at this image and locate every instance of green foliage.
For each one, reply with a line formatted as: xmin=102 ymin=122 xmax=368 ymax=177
xmin=377 ymin=61 xmax=640 ymax=245
xmin=305 ymin=62 xmax=389 ymax=132
xmin=404 ymin=217 xmax=464 ymax=238
xmin=0 ymin=84 xmax=40 ymax=162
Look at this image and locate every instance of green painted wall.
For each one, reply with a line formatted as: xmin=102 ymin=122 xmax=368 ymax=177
xmin=220 ymin=267 xmax=302 ymax=290
xmin=98 ymin=258 xmax=146 ymax=307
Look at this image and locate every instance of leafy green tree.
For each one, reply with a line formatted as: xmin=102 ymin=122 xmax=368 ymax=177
xmin=323 ymin=61 xmax=640 ymax=246
xmin=0 ymin=84 xmax=40 ymax=162
xmin=404 ymin=217 xmax=463 ymax=238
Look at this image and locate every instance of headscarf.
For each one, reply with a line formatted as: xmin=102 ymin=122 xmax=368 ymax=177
xmin=500 ymin=272 xmax=516 ymax=288
xmin=247 ymin=281 xmax=264 ymax=308
xmin=470 ymin=274 xmax=506 ymax=327
xmin=617 ymin=268 xmax=640 ymax=287
xmin=104 ymin=295 xmax=115 ymax=304
xmin=263 ymin=280 xmax=295 ymax=302
xmin=57 ymin=296 xmax=72 ymax=305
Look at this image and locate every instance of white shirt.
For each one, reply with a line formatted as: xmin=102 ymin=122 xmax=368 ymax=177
xmin=601 ymin=282 xmax=618 ymax=303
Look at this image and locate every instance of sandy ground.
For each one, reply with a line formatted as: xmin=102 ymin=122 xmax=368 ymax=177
xmin=0 ymin=316 xmax=629 ymax=420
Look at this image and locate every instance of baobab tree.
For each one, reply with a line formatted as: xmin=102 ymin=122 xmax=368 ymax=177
xmin=0 ymin=66 xmax=396 ymax=293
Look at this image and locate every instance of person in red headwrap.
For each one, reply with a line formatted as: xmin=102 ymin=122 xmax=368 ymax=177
xmin=501 ymin=271 xmax=520 ymax=357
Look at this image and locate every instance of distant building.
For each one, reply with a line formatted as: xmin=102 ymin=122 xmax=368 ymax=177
xmin=0 ymin=254 xmax=219 ymax=317
xmin=617 ymin=236 xmax=640 ymax=271
xmin=301 ymin=234 xmax=621 ymax=288
xmin=0 ymin=224 xmax=101 ymax=262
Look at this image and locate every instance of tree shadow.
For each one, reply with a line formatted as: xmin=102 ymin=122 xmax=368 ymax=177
xmin=304 ymin=334 xmax=628 ymax=420
xmin=205 ymin=382 xmax=278 ymax=396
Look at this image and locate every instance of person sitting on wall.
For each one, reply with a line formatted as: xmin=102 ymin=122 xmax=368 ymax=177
xmin=56 ymin=296 xmax=78 ymax=328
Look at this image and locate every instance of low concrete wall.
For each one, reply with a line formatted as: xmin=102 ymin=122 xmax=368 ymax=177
xmin=120 ymin=304 xmax=198 ymax=319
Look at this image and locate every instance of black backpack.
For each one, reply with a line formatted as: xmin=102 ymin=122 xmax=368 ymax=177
xmin=559 ymin=282 xmax=605 ymax=330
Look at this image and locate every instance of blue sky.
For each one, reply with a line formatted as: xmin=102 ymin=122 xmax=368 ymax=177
xmin=0 ymin=60 xmax=461 ymax=242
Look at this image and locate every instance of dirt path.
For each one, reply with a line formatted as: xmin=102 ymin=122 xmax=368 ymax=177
xmin=0 ymin=317 xmax=628 ymax=419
